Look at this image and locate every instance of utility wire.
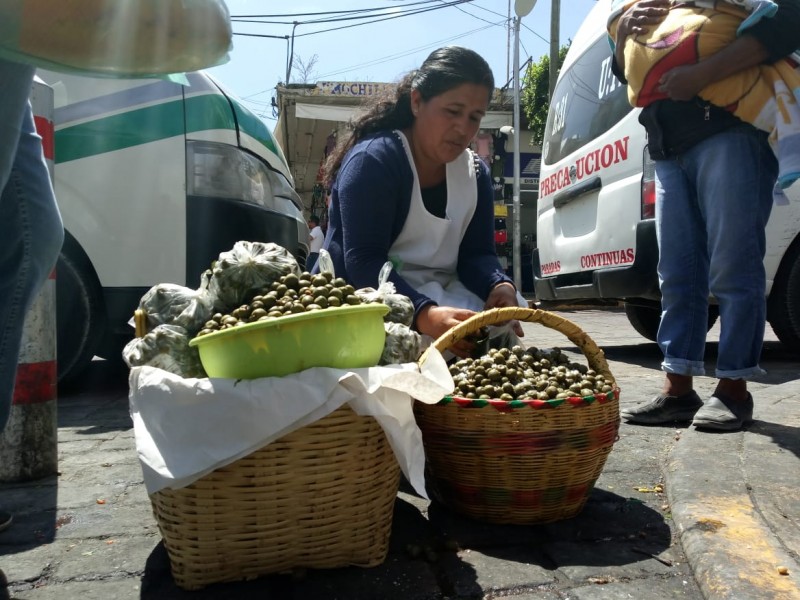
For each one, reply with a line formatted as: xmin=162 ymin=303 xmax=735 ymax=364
xmin=231 ymin=0 xmax=473 ymax=26
xmin=297 ymin=1 xmax=476 ymax=36
xmin=230 ymin=0 xmax=451 ymax=19
xmin=314 ymin=22 xmax=498 ymax=79
xmin=233 ymin=32 xmax=289 ymax=40
xmin=232 ymin=0 xmax=550 ymax=100
xmin=432 ymin=0 xmax=496 ymax=26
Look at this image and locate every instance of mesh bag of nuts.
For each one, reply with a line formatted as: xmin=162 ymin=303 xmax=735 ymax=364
xmin=207 ymin=241 xmax=301 ymax=312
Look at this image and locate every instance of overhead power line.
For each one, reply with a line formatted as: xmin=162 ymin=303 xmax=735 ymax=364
xmin=314 ymin=22 xmax=498 ymax=79
xmin=230 ymin=0 xmax=474 ymax=25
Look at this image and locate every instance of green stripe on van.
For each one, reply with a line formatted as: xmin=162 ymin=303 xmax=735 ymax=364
xmin=55 ymin=94 xmax=237 ymax=163
xmin=231 ymin=102 xmax=280 ymax=156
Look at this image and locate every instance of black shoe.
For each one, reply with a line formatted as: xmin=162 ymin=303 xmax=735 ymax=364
xmin=621 ymin=390 xmax=704 ymax=424
xmin=0 ymin=510 xmax=11 ymax=533
xmin=693 ymin=392 xmax=754 ymax=431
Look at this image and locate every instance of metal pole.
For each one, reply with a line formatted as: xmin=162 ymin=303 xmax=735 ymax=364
xmin=549 ymin=0 xmax=560 ymax=100
xmin=512 ymin=15 xmax=522 ymax=291
xmin=506 ymin=0 xmax=512 ymax=85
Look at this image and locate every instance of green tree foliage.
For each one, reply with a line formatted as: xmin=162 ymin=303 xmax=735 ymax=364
xmin=521 ymin=43 xmax=570 ymax=146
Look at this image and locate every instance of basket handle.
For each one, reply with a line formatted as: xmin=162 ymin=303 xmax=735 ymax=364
xmin=418 ymin=306 xmax=614 ymax=384
xmin=134 ymin=309 xmax=147 ymax=339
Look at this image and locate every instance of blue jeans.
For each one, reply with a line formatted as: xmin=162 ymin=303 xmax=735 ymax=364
xmin=306 ymin=252 xmax=319 ymax=272
xmin=655 ymin=125 xmax=776 ymax=380
xmin=0 ymin=60 xmax=64 ymax=431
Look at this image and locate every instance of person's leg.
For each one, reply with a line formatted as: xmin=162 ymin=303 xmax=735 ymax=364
xmin=0 ymin=106 xmax=65 ymax=432
xmin=0 ymin=59 xmax=37 ymax=434
xmin=306 ymin=252 xmax=319 ymax=272
xmin=689 ymin=126 xmax=776 ymax=430
xmin=621 ymin=155 xmax=707 ymax=424
xmin=0 ymin=63 xmax=65 ymax=433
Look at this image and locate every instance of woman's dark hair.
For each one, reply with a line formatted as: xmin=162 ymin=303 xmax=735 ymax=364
xmin=322 ymin=46 xmax=494 ymax=187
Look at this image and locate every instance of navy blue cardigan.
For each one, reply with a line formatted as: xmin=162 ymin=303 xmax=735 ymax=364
xmin=319 ymin=131 xmax=513 ymax=318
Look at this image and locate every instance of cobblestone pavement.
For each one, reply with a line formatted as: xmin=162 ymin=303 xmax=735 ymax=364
xmin=1 ymin=306 xmax=797 ymax=599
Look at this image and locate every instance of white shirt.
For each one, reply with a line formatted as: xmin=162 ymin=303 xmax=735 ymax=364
xmin=309 ymin=225 xmax=324 ymax=253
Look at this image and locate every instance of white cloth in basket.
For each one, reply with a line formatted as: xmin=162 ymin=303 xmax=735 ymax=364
xmin=128 ymin=349 xmax=452 ymax=498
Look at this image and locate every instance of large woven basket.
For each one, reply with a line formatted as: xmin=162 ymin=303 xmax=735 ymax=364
xmin=414 ymin=306 xmax=620 ymax=525
xmin=149 ymin=405 xmax=401 ymax=590
xmin=135 ymin=312 xmax=402 ymax=590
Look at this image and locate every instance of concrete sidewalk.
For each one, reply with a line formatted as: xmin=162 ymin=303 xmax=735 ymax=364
xmin=1 ymin=308 xmax=798 ymax=599
xmin=668 ymin=379 xmax=800 ymax=599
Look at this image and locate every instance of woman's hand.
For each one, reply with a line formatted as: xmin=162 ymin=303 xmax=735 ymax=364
xmin=485 ymin=282 xmax=518 ymax=309
xmin=416 ymin=305 xmax=477 ymax=358
xmin=484 ymin=282 xmax=524 ymax=337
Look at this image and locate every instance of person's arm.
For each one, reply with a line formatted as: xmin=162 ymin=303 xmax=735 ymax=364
xmin=335 ymin=137 xmax=436 ymax=317
xmin=745 ymin=0 xmax=800 ymax=62
xmin=658 ymin=0 xmax=800 ymax=100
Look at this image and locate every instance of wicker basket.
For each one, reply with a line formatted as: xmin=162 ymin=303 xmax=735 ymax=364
xmin=414 ymin=306 xmax=620 ymax=525
xmin=135 ymin=312 xmax=401 ymax=590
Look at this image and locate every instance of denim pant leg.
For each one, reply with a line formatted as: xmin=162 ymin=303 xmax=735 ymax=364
xmin=654 ymin=158 xmax=710 ymax=377
xmin=656 ymin=126 xmax=775 ymax=381
xmin=691 ymin=127 xmax=775 ymax=379
xmin=0 ymin=61 xmax=65 ymax=431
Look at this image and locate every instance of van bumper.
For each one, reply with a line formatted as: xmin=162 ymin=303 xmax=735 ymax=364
xmin=533 ymin=219 xmax=660 ymax=302
xmin=186 ymin=195 xmax=308 ymax=280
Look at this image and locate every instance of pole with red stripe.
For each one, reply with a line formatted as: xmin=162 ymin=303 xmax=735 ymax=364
xmin=0 ymin=77 xmax=58 ymax=482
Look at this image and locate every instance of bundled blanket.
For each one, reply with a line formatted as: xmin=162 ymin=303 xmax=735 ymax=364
xmin=608 ymin=0 xmax=800 ymax=189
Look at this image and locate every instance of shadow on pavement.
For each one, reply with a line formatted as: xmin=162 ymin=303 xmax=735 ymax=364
xmin=139 ymin=495 xmax=467 ymax=600
xmin=0 ymin=475 xmax=58 ymax=557
xmin=426 ymin=487 xmax=670 ymax=571
xmin=591 ymin=340 xmax=798 ymax=387
xmin=749 ymin=419 xmax=800 ymax=460
xmin=57 ymin=358 xmax=131 ymax=433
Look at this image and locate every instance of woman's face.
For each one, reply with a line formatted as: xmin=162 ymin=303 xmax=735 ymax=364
xmin=410 ymin=82 xmax=490 ymax=165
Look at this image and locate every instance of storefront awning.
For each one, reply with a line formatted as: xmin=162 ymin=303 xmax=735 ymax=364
xmin=295 ymin=103 xmax=361 ymax=122
xmin=294 ymin=102 xmax=512 ymax=129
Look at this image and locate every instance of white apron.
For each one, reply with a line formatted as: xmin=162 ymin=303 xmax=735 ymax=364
xmin=388 ymin=130 xmax=486 ymax=312
xmin=388 ymin=131 xmax=527 ymax=316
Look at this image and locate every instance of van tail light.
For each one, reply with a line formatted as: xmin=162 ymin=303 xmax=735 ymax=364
xmin=641 ymin=146 xmax=656 ymax=219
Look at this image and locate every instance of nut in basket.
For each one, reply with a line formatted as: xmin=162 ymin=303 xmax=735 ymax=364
xmin=414 ymin=307 xmax=620 ymax=525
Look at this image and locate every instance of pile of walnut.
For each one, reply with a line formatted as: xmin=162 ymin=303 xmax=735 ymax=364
xmin=196 ymin=271 xmax=362 ymax=337
xmin=449 ymin=345 xmax=613 ymax=401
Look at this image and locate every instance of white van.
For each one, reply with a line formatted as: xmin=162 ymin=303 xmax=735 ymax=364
xmin=534 ymin=0 xmax=800 ymax=352
xmin=34 ymin=71 xmax=310 ymax=383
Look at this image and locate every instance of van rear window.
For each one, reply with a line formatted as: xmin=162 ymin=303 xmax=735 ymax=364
xmin=542 ymin=36 xmax=633 ymax=165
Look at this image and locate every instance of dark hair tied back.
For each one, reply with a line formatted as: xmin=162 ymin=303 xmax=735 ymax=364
xmin=322 ymin=46 xmax=494 ymax=187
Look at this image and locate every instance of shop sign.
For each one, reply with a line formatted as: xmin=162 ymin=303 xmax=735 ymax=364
xmin=312 ymin=81 xmax=395 ymax=97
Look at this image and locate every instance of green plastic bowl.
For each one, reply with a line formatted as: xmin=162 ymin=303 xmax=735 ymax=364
xmin=188 ymin=303 xmax=390 ymax=379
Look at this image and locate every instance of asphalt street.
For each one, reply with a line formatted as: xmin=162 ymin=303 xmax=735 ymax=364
xmin=1 ymin=306 xmax=798 ymax=599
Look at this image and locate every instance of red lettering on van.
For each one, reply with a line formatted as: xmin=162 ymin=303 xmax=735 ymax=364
xmin=539 ymin=136 xmax=629 ymax=199
xmin=579 ymin=247 xmax=635 ymax=268
xmin=541 ymin=260 xmax=561 ymax=275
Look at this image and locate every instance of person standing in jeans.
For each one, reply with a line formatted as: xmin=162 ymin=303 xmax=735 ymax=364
xmin=0 ymin=59 xmax=65 ymax=536
xmin=306 ymin=214 xmax=324 ymax=271
xmin=613 ymin=0 xmax=800 ymax=430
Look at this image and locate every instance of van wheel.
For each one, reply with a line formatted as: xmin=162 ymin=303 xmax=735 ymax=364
xmin=624 ymin=302 xmax=719 ymax=343
xmin=624 ymin=303 xmax=660 ymax=342
xmin=56 ymin=236 xmax=106 ymax=386
xmin=767 ymin=240 xmax=800 ymax=353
